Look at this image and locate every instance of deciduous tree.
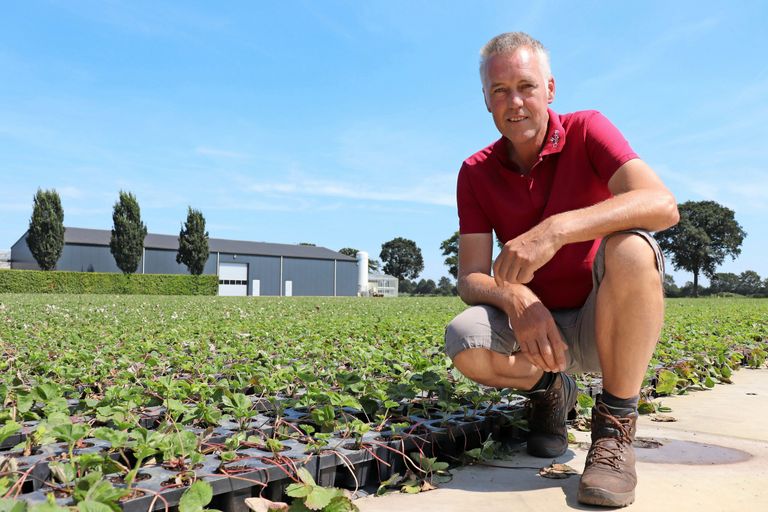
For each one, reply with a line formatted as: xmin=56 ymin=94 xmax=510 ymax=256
xmin=709 ymin=272 xmax=739 ymax=294
xmin=26 ymin=188 xmax=65 ymax=270
xmin=176 ymin=207 xmax=209 ymax=275
xmin=380 ymin=237 xmax=424 ymax=281
xmin=440 ymin=231 xmax=459 ymax=279
xmin=110 ymin=191 xmax=147 ymax=274
xmin=338 ymin=247 xmax=380 ymax=272
xmin=737 ymin=270 xmax=762 ymax=296
xmin=437 ymin=276 xmax=456 ymax=296
xmin=414 ymin=278 xmax=437 ymax=295
xmin=655 ymin=201 xmax=745 ymax=297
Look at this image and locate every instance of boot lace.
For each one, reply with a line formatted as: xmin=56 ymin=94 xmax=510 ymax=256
xmin=586 ymin=405 xmax=633 ymax=471
xmin=529 ymin=381 xmax=565 ymax=433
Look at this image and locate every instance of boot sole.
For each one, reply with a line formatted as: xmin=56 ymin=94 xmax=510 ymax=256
xmin=577 ymin=485 xmax=635 ymax=507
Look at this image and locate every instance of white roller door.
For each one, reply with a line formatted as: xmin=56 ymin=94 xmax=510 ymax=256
xmin=218 ymin=262 xmax=248 ymax=296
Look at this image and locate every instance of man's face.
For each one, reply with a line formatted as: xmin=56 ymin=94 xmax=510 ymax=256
xmin=482 ymin=48 xmax=555 ymax=148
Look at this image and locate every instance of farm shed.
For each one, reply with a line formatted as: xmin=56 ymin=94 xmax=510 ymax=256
xmin=10 ymin=227 xmax=359 ymax=296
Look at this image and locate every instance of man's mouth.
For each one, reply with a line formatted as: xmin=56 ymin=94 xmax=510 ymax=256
xmin=507 ymin=116 xmax=527 ymax=123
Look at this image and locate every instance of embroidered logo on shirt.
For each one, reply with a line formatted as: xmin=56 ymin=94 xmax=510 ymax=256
xmin=550 ymin=130 xmax=560 ymax=148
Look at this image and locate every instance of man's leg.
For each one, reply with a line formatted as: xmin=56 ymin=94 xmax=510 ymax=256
xmin=579 ymin=232 xmax=664 ymax=508
xmin=446 ymin=305 xmax=578 ymax=457
xmin=452 ymin=348 xmax=542 ymax=390
xmin=595 ymin=233 xmax=664 ymax=397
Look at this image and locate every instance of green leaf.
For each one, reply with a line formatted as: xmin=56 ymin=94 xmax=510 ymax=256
xmin=76 ymin=502 xmax=112 ymax=512
xmin=296 ymin=467 xmax=315 ymax=485
xmin=0 ymin=422 xmax=21 ymax=445
xmin=704 ymin=375 xmax=716 ymax=388
xmin=637 ymin=401 xmax=655 ymax=415
xmin=93 ymin=428 xmax=129 ymax=449
xmin=304 ymin=486 xmax=340 ymax=510
xmin=576 ymin=393 xmax=595 ymax=410
xmin=30 ymin=499 xmax=70 ymax=512
xmin=0 ymin=499 xmax=27 ymax=512
xmin=179 ymin=481 xmax=213 ymax=512
xmin=430 ymin=461 xmax=449 ymax=472
xmin=16 ymin=393 xmax=33 ymax=414
xmin=656 ymin=370 xmax=679 ymax=395
xmin=721 ymin=365 xmax=733 ymax=378
xmin=401 ymin=483 xmax=421 ymax=494
xmin=285 ymin=483 xmax=312 ymax=499
xmin=323 ymin=496 xmax=359 ymax=512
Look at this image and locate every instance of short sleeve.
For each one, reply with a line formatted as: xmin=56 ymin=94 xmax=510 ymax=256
xmin=585 ymin=112 xmax=639 ymax=182
xmin=457 ymin=163 xmax=492 ymax=234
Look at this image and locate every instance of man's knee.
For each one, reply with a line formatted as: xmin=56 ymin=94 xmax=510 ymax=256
xmin=604 ymin=233 xmax=661 ymax=283
xmin=452 ymin=348 xmax=497 ymax=386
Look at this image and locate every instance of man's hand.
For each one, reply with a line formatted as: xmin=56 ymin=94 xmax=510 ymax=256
xmin=493 ymin=221 xmax=562 ymax=286
xmin=504 ymin=284 xmax=568 ymax=373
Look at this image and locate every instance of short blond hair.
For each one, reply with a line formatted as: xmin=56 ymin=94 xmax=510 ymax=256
xmin=479 ymin=32 xmax=551 ymax=84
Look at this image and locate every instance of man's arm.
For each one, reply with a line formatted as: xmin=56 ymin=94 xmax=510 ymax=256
xmin=493 ymin=158 xmax=679 ymax=285
xmin=458 ymin=233 xmax=568 ymax=372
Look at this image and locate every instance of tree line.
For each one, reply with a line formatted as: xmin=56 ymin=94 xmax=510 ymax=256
xmin=24 ymin=191 xmax=755 ymax=298
xmin=665 ymin=271 xmax=768 ymax=298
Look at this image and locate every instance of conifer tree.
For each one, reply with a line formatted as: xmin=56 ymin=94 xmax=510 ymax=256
xmin=26 ymin=188 xmax=65 ymax=270
xmin=109 ymin=191 xmax=147 ymax=274
xmin=176 ymin=207 xmax=210 ymax=275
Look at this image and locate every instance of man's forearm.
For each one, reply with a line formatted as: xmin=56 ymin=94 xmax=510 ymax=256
xmin=546 ymin=188 xmax=679 ymax=247
xmin=458 ymin=271 xmax=532 ymax=313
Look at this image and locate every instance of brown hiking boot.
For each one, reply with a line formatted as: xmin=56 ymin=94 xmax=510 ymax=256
xmin=578 ymin=401 xmax=638 ymax=507
xmin=526 ymin=372 xmax=577 ymax=457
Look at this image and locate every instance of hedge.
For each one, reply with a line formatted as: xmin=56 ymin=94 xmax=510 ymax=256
xmin=0 ymin=269 xmax=218 ymax=295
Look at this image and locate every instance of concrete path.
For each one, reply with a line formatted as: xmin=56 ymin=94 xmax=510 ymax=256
xmin=356 ymin=368 xmax=768 ymax=511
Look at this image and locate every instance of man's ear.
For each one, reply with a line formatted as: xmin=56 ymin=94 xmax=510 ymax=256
xmin=483 ymin=88 xmax=491 ymax=112
xmin=547 ymin=77 xmax=556 ymax=104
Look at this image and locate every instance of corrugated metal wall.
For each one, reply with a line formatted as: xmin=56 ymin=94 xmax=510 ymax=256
xmin=143 ymin=249 xmax=218 ymax=275
xmin=336 ymin=260 xmax=358 ymax=296
xmin=282 ymin=258 xmax=334 ymax=296
xmin=9 ymin=236 xmax=36 ymax=270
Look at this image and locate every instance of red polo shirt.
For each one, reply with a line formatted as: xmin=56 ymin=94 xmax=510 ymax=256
xmin=457 ymin=109 xmax=638 ymax=309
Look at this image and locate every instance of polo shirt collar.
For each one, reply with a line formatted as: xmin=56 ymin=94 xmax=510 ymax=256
xmin=491 ymin=108 xmax=566 ymax=169
xmin=541 ymin=108 xmax=566 ymax=156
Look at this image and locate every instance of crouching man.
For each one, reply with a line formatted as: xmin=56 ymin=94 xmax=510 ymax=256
xmin=445 ymin=32 xmax=679 ymax=507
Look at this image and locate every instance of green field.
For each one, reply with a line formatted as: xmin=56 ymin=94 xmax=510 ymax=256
xmin=0 ymin=295 xmax=766 ymax=510
xmin=1 ymin=295 xmax=767 ymax=401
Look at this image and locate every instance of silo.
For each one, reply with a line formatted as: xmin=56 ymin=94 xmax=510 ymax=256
xmin=356 ymin=251 xmax=369 ymax=296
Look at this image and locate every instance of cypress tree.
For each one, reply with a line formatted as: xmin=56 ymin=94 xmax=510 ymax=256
xmin=176 ymin=206 xmax=210 ymax=275
xmin=109 ymin=191 xmax=147 ymax=274
xmin=26 ymin=188 xmax=65 ymax=270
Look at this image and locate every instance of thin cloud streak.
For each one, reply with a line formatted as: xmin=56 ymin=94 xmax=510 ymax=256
xmin=578 ymin=17 xmax=719 ymax=90
xmin=247 ymin=176 xmax=455 ymax=207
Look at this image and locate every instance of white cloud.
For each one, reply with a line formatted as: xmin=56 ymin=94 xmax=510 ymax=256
xmin=246 ymin=174 xmax=455 ymax=207
xmin=658 ymin=165 xmax=768 ymax=213
xmin=57 ymin=186 xmax=84 ymax=199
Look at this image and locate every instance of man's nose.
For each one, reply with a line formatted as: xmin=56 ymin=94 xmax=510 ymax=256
xmin=508 ymin=93 xmax=524 ymax=108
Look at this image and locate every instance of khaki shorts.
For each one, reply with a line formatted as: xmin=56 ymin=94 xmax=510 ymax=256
xmin=444 ymin=230 xmax=664 ymax=374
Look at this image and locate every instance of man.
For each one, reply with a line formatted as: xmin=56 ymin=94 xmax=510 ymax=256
xmin=445 ymin=32 xmax=679 ymax=507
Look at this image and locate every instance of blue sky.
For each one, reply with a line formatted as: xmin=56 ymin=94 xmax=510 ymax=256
xmin=2 ymin=1 xmax=766 ymax=286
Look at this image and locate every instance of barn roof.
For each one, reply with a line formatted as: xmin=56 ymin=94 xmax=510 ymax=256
xmin=58 ymin=227 xmax=356 ymax=261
